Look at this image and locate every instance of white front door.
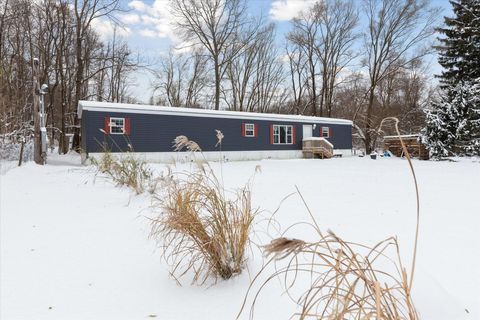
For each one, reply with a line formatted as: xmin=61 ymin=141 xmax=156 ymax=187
xmin=303 ymin=125 xmax=313 ymax=139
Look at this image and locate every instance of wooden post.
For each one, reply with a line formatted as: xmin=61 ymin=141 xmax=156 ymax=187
xmin=32 ymin=58 xmax=43 ymax=165
xmin=18 ymin=137 xmax=25 ymax=167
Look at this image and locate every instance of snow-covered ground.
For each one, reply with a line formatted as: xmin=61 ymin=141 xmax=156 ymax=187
xmin=1 ymin=154 xmax=479 ymax=319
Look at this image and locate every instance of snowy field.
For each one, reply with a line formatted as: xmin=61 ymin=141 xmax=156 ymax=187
xmin=1 ymin=154 xmax=479 ymax=320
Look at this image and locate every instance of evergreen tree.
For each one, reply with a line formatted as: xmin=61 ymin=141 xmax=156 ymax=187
xmin=422 ymin=80 xmax=480 ymax=157
xmin=437 ymin=0 xmax=480 ymax=88
xmin=422 ymin=91 xmax=457 ymax=158
xmin=453 ymin=80 xmax=480 ymax=154
xmin=422 ymin=0 xmax=480 ymax=158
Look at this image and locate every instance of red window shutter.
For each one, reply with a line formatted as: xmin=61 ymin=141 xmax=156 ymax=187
xmin=241 ymin=123 xmax=245 ymax=137
xmin=292 ymin=125 xmax=296 ymax=144
xmin=254 ymin=124 xmax=258 ymax=137
xmin=104 ymin=117 xmax=110 ymax=134
xmin=270 ymin=125 xmax=274 ymax=144
xmin=329 ymin=127 xmax=332 ymax=138
xmin=125 ymin=118 xmax=131 ymax=135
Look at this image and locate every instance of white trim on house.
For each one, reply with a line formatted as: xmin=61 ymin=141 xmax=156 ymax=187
xmin=333 ymin=149 xmax=353 ymax=157
xmin=78 ymin=101 xmax=353 ymax=126
xmin=273 ymin=124 xmax=293 ymax=144
xmin=109 ymin=117 xmax=125 ymax=134
xmin=321 ymin=126 xmax=330 ymax=138
xmin=82 ymin=149 xmax=353 ymax=164
xmin=244 ymin=123 xmax=255 ymax=137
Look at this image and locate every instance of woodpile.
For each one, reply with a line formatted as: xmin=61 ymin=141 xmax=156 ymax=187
xmin=383 ymin=134 xmax=429 ymax=160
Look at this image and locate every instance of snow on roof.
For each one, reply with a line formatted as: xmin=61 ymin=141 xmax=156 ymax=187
xmin=77 ymin=101 xmax=353 ymax=125
xmin=383 ymin=134 xmax=420 ymax=139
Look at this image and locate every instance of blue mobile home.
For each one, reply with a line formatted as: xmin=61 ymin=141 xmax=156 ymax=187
xmin=78 ymin=101 xmax=353 ymax=162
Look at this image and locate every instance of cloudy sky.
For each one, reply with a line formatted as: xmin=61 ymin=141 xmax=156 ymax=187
xmin=93 ymin=0 xmax=453 ymax=103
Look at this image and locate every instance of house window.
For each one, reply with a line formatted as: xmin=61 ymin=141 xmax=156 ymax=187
xmin=244 ymin=123 xmax=255 ymax=137
xmin=322 ymin=126 xmax=330 ymax=138
xmin=273 ymin=125 xmax=293 ymax=144
xmin=110 ymin=117 xmax=125 ymax=134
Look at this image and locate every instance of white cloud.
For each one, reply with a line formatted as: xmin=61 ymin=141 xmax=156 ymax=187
xmin=269 ymin=0 xmax=316 ymax=21
xmin=139 ymin=28 xmax=157 ymax=38
xmin=141 ymin=15 xmax=163 ymax=25
xmin=128 ymin=0 xmax=148 ymax=12
xmin=127 ymin=0 xmax=179 ymax=41
xmin=91 ymin=19 xmax=131 ymax=40
xmin=119 ymin=13 xmax=141 ymax=25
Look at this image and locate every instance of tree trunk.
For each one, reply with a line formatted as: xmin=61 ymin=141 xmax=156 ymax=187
xmin=72 ymin=23 xmax=83 ymax=152
xmin=365 ymin=87 xmax=375 ymax=154
xmin=214 ymin=57 xmax=220 ymax=110
xmin=32 ymin=59 xmax=43 ymax=164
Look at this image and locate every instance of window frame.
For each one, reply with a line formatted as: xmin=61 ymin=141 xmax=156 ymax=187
xmin=110 ymin=117 xmax=125 ymax=135
xmin=321 ymin=126 xmax=330 ymax=138
xmin=244 ymin=123 xmax=255 ymax=137
xmin=273 ymin=124 xmax=293 ymax=145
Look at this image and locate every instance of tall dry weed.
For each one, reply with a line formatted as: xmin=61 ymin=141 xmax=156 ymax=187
xmin=150 ymin=134 xmax=258 ymax=284
xmin=238 ymin=117 xmax=421 ymax=319
xmin=91 ymin=151 xmax=153 ymax=194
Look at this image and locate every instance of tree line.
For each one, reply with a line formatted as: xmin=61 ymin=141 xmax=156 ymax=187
xmin=1 ymin=0 xmax=443 ymax=155
xmin=152 ymin=0 xmax=440 ymax=154
xmin=0 ymin=0 xmax=138 ymax=154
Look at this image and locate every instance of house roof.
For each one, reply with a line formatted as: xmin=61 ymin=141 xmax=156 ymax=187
xmin=77 ymin=101 xmax=353 ymax=125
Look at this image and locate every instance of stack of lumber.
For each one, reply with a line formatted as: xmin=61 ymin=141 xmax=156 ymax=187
xmin=383 ymin=134 xmax=429 ymax=160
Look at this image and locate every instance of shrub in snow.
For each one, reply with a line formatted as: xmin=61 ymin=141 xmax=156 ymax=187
xmin=0 ymin=139 xmax=33 ymax=162
xmin=91 ymin=152 xmax=153 ymax=194
xmin=150 ymin=135 xmax=258 ymax=285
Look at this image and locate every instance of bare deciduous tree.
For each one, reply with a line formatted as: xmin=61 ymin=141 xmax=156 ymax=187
xmin=314 ymin=0 xmax=358 ymax=117
xmin=225 ymin=23 xmax=285 ymax=113
xmin=359 ymin=0 xmax=440 ymax=153
xmin=171 ymin=0 xmax=258 ymax=110
xmin=287 ymin=0 xmax=358 ymax=117
xmin=71 ymin=0 xmax=122 ymax=150
xmin=152 ymin=50 xmax=209 ymax=108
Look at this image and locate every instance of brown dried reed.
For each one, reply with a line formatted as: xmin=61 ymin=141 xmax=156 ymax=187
xmin=150 ymin=135 xmax=257 ymax=285
xmin=237 ymin=117 xmax=421 ymax=319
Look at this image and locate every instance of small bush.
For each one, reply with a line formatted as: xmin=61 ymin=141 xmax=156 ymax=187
xmin=92 ymin=151 xmax=153 ymax=194
xmin=150 ymin=136 xmax=257 ymax=285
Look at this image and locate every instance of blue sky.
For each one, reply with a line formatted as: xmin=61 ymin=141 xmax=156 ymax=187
xmin=95 ymin=0 xmax=454 ymax=102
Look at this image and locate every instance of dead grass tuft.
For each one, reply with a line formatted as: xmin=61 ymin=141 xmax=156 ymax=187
xmin=150 ymin=136 xmax=258 ymax=285
xmin=92 ymin=151 xmax=153 ymax=194
xmin=263 ymin=237 xmax=306 ymax=259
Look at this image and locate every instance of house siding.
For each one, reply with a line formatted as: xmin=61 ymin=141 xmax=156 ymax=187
xmin=82 ymin=110 xmax=352 ymax=153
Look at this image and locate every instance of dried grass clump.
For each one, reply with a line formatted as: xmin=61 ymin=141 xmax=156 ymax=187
xmin=150 ymin=135 xmax=258 ymax=285
xmin=150 ymin=166 xmax=256 ymax=284
xmin=92 ymin=151 xmax=153 ymax=194
xmin=238 ymin=117 xmax=421 ymax=319
xmin=91 ymin=150 xmax=116 ymax=173
xmin=248 ymin=229 xmax=417 ymax=319
xmin=239 ymin=198 xmax=418 ymax=319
